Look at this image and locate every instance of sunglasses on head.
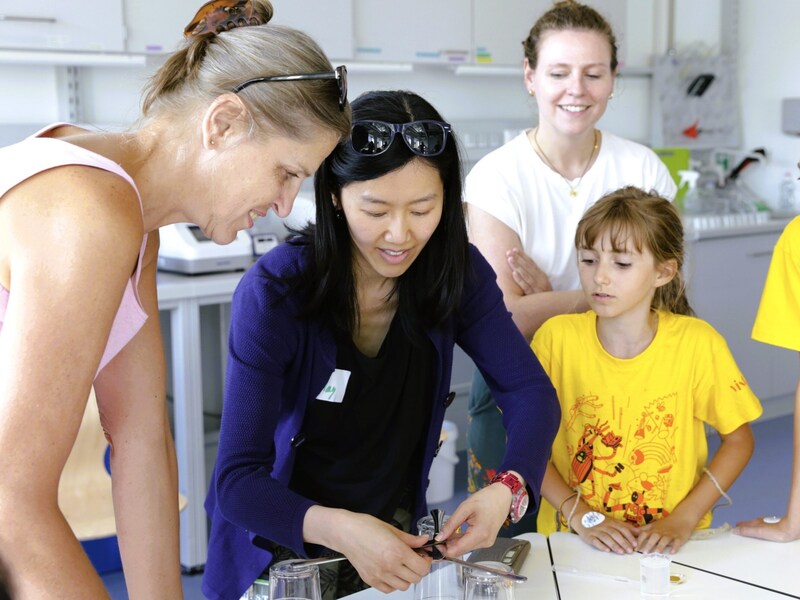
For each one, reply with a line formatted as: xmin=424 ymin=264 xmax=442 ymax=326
xmin=184 ymin=0 xmax=266 ymax=37
xmin=351 ymin=120 xmax=452 ymax=157
xmin=231 ymin=65 xmax=348 ymax=110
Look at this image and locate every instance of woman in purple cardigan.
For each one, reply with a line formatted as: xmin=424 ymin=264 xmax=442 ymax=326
xmin=203 ymin=90 xmax=560 ymax=600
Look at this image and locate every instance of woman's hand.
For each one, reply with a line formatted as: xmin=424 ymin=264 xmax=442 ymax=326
xmin=636 ymin=514 xmax=695 ymax=554
xmin=506 ymin=248 xmax=552 ymax=295
xmin=306 ymin=508 xmax=431 ymax=593
xmin=435 ymin=482 xmax=512 ymax=557
xmin=571 ymin=513 xmax=639 ymax=555
xmin=734 ymin=516 xmax=800 ymax=542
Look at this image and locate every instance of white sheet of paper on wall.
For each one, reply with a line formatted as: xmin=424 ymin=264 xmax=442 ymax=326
xmin=653 ymin=52 xmax=741 ymax=149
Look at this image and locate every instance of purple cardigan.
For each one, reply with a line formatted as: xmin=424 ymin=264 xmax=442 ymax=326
xmin=202 ymin=240 xmax=559 ymax=600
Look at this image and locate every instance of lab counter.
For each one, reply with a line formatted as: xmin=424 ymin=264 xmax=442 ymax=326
xmin=343 ymin=531 xmax=800 ymax=599
xmin=685 ymin=215 xmax=792 ymax=241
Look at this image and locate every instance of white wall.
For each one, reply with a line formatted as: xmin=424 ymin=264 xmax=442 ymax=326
xmin=0 ymin=1 xmax=668 ymax=146
xmin=737 ymin=0 xmax=800 ymax=205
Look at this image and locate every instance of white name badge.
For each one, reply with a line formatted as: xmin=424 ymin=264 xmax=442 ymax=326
xmin=315 ymin=369 xmax=351 ymax=403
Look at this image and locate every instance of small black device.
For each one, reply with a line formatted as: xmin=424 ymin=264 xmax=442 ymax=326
xmin=467 ymin=537 xmax=531 ymax=575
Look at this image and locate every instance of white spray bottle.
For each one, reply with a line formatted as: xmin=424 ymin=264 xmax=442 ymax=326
xmin=677 ymin=169 xmax=702 ymax=214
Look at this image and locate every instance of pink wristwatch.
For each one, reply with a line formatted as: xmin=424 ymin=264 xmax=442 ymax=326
xmin=491 ymin=471 xmax=530 ymax=524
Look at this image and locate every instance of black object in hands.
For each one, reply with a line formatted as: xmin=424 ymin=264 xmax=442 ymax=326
xmin=429 ymin=509 xmax=445 ymax=560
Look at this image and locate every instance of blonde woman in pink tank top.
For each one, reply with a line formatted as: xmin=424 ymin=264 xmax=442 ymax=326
xmin=0 ymin=1 xmax=350 ymax=598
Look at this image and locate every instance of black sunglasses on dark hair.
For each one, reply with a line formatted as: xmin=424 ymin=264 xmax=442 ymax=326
xmin=231 ymin=64 xmax=347 ymax=110
xmin=351 ymin=119 xmax=452 ymax=157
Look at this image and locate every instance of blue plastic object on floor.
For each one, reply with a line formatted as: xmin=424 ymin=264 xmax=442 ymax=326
xmin=82 ymin=536 xmax=122 ymax=575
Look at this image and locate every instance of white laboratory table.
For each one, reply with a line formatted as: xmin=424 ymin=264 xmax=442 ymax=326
xmin=548 ymin=530 xmax=800 ymax=599
xmin=668 ymin=530 xmax=800 ymax=597
xmin=157 ymin=267 xmax=248 ymax=570
xmin=343 ymin=531 xmax=800 ymax=599
xmin=343 ymin=533 xmax=559 ymax=600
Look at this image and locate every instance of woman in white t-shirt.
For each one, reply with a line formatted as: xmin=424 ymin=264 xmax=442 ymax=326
xmin=465 ymin=0 xmax=676 ymax=530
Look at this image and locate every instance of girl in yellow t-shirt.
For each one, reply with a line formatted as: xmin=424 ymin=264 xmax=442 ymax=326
xmin=734 ymin=213 xmax=800 ymax=543
xmin=533 ymin=186 xmax=762 ymax=555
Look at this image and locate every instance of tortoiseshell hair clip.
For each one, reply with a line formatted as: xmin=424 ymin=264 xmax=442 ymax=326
xmin=183 ymin=0 xmax=267 ymax=38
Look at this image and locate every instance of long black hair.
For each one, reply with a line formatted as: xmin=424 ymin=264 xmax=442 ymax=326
xmin=288 ymin=90 xmax=468 ymax=341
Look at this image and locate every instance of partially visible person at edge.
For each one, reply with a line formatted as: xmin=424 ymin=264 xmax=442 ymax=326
xmin=464 ymin=0 xmax=676 ymax=533
xmin=534 ymin=187 xmax=760 ymax=555
xmin=202 ymin=90 xmax=560 ymax=600
xmin=735 ymin=183 xmax=800 ymax=543
xmin=0 ymin=0 xmax=350 ymax=597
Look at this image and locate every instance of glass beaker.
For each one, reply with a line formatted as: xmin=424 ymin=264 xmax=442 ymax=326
xmin=463 ymin=561 xmax=515 ymax=600
xmin=414 ymin=561 xmax=460 ymax=600
xmin=269 ymin=561 xmax=322 ymax=600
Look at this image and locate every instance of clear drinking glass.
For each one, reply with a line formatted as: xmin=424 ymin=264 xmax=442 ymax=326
xmin=414 ymin=562 xmax=460 ymax=600
xmin=463 ymin=561 xmax=516 ymax=600
xmin=269 ymin=561 xmax=322 ymax=600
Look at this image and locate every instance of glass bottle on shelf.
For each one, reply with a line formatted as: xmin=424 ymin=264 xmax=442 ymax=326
xmin=779 ymin=171 xmax=796 ymax=212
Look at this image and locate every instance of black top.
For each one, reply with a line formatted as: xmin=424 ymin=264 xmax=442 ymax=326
xmin=290 ymin=315 xmax=434 ymax=521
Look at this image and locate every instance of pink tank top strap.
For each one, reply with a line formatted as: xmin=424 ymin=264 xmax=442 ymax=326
xmin=0 ymin=123 xmax=150 ymax=375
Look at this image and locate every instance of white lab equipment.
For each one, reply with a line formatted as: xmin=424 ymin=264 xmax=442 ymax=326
xmin=157 ymin=223 xmax=253 ymax=274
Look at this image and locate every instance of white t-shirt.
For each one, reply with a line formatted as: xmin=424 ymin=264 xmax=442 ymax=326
xmin=465 ymin=130 xmax=677 ymax=291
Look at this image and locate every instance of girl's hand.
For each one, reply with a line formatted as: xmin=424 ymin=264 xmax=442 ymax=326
xmin=734 ymin=516 xmax=800 ymax=542
xmin=435 ymin=482 xmax=512 ymax=558
xmin=636 ymin=515 xmax=695 ymax=554
xmin=571 ymin=513 xmax=639 ymax=555
xmin=319 ymin=511 xmax=432 ymax=593
xmin=506 ymin=248 xmax=552 ymax=295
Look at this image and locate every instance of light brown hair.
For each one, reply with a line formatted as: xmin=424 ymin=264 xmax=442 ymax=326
xmin=575 ymin=186 xmax=694 ymax=317
xmin=140 ymin=0 xmax=350 ymax=141
xmin=522 ymin=0 xmax=619 ymax=71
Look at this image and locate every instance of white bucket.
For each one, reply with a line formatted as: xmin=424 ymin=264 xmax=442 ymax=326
xmin=427 ymin=420 xmax=459 ymax=504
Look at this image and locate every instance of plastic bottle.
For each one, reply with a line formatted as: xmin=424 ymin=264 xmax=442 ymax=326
xmin=677 ymin=169 xmax=702 ymax=214
xmin=779 ymin=172 xmax=796 ymax=212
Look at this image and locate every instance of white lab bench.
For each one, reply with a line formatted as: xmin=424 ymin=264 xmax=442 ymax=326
xmin=344 ymin=531 xmax=800 ymax=599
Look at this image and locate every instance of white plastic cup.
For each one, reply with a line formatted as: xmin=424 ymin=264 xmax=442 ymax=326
xmin=640 ymin=553 xmax=671 ymax=599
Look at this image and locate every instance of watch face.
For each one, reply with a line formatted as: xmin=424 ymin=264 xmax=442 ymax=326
xmin=518 ymin=494 xmax=529 ymax=516
xmin=511 ymin=491 xmax=529 ymax=523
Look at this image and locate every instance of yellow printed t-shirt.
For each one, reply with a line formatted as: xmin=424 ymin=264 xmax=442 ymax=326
xmin=533 ymin=310 xmax=762 ymax=535
xmin=752 ymin=216 xmax=800 ymax=352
